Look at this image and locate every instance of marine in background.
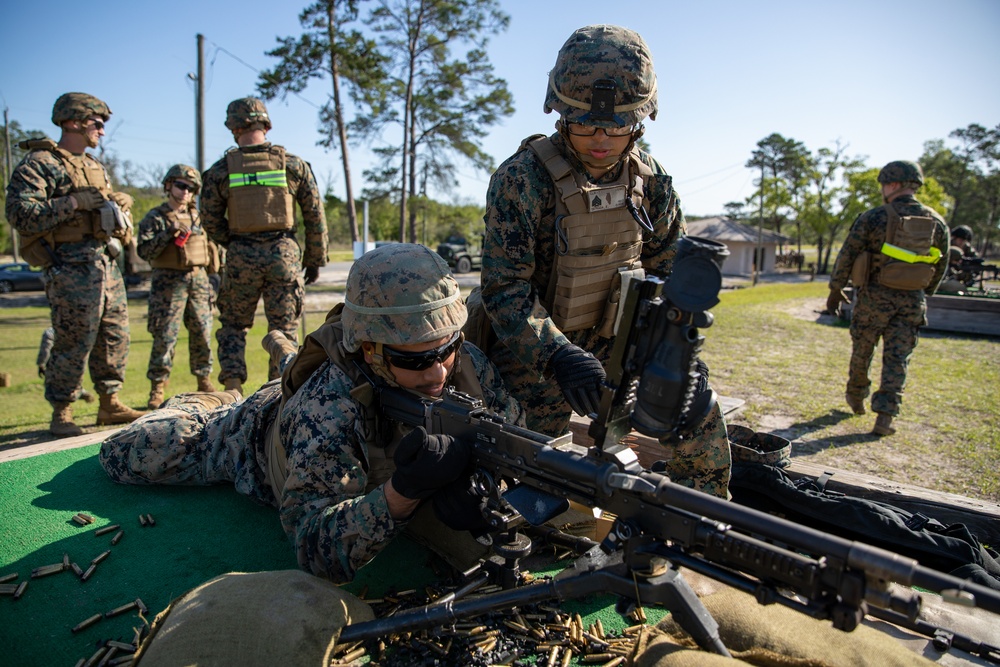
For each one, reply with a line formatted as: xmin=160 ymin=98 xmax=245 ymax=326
xmin=5 ymin=92 xmax=143 ymax=436
xmin=200 ymin=97 xmax=328 ymax=393
xmin=827 ymin=160 xmax=949 ymax=435
xmin=137 ymin=164 xmax=218 ymax=409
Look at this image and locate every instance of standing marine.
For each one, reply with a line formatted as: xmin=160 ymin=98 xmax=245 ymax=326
xmin=5 ymin=92 xmax=144 ymax=436
xmin=200 ymin=97 xmax=328 ymax=393
xmin=137 ymin=164 xmax=218 ymax=409
xmin=827 ymin=160 xmax=949 ymax=435
xmin=479 ymin=25 xmax=730 ymax=498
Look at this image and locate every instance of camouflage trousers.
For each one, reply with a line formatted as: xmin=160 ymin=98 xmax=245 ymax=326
xmin=99 ymin=381 xmax=282 ymax=506
xmin=490 ymin=331 xmax=731 ymax=499
xmin=146 ymin=267 xmax=215 ymax=382
xmin=43 ymin=254 xmax=130 ymax=403
xmin=216 ymin=236 xmax=303 ymax=384
xmin=847 ymin=284 xmax=926 ymax=417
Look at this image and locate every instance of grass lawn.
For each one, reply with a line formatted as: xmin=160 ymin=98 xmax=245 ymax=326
xmin=704 ymin=281 xmax=1000 ymax=500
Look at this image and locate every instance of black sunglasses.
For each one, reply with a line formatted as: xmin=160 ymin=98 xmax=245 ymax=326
xmin=383 ymin=333 xmax=462 ymax=371
xmin=86 ymin=119 xmax=105 ymax=130
xmin=173 ymin=182 xmax=197 ymax=193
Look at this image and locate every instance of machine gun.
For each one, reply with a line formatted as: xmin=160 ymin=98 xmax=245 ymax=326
xmin=340 ymin=236 xmax=1000 ymax=660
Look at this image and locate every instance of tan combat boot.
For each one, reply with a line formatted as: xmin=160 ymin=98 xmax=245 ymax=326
xmin=97 ymin=394 xmax=144 ymax=426
xmin=148 ymin=380 xmax=168 ymax=410
xmin=262 ymin=330 xmax=298 ymax=367
xmin=50 ymin=402 xmax=84 ymax=437
xmin=196 ymin=376 xmax=217 ymax=392
xmin=845 ymin=393 xmax=866 ymax=415
xmin=872 ymin=413 xmax=896 ymax=436
xmin=223 ymin=378 xmax=243 ymax=394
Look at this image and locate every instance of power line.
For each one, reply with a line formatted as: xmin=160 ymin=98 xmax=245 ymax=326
xmin=204 ymin=38 xmax=324 ymax=112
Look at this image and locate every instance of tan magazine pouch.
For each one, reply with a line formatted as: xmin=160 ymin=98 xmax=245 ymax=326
xmin=850 ymin=251 xmax=871 ymax=288
xmin=878 ymin=204 xmax=937 ymax=290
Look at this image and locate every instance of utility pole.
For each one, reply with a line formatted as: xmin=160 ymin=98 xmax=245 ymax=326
xmin=4 ymin=106 xmax=20 ymax=262
xmin=753 ymin=163 xmax=764 ymax=287
xmin=196 ymin=33 xmax=205 ymax=174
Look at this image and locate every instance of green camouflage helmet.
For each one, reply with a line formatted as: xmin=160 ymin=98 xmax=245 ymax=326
xmin=341 ymin=244 xmax=467 ymax=353
xmin=951 ymin=225 xmax=973 ymax=241
xmin=225 ymin=97 xmax=272 ymax=131
xmin=543 ymin=24 xmax=658 ymax=128
xmin=878 ymin=160 xmax=924 ymax=186
xmin=162 ymin=164 xmax=202 ymax=191
xmin=51 ymin=92 xmax=112 ymax=126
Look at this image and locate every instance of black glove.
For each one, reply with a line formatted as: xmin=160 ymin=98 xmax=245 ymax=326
xmin=694 ymin=358 xmax=710 ymax=395
xmin=432 ymin=476 xmax=491 ymax=535
xmin=550 ymin=344 xmax=606 ymax=417
xmin=391 ymin=427 xmax=469 ymax=500
xmin=303 ymin=266 xmax=320 ymax=285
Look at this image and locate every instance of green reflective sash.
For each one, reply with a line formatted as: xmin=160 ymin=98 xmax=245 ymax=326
xmin=229 ymin=170 xmax=287 ymax=188
xmin=880 ymin=243 xmax=942 ymax=264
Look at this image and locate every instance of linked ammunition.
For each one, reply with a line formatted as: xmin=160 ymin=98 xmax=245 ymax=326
xmin=72 ymin=613 xmax=103 ymax=633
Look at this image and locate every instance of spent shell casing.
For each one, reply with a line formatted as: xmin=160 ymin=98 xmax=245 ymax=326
xmin=111 ymin=530 xmax=124 ymax=545
xmin=74 ymin=659 xmax=85 ymax=667
xmin=72 ymin=613 xmax=103 ymax=633
xmin=0 ymin=584 xmax=19 ymax=595
xmin=81 ymin=564 xmax=97 ymax=581
xmin=339 ymin=646 xmax=366 ymax=663
xmin=91 ymin=550 xmax=111 ymax=566
xmin=104 ymin=641 xmax=137 ymax=652
xmin=31 ymin=563 xmax=66 ymax=578
xmin=95 ymin=524 xmax=120 ymax=537
xmin=96 ymin=646 xmax=118 ymax=667
xmin=72 ymin=514 xmax=92 ymax=526
xmin=135 ymin=597 xmax=148 ymax=614
xmin=107 ymin=655 xmax=135 ymax=666
xmin=138 ymin=514 xmax=147 ymax=527
xmin=63 ymin=553 xmax=71 ymax=568
xmin=82 ymin=646 xmax=106 ymax=667
xmin=105 ymin=600 xmax=139 ymax=618
xmin=0 ymin=572 xmax=17 ymax=583
xmin=71 ymin=562 xmax=84 ymax=577
xmin=145 ymin=514 xmax=156 ymax=526
xmin=560 ymin=646 xmax=573 ymax=667
xmin=602 ymin=657 xmax=625 ymax=667
xmin=13 ymin=581 xmax=28 ymax=599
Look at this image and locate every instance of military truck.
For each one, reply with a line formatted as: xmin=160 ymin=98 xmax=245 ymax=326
xmin=435 ymin=233 xmax=482 ymax=274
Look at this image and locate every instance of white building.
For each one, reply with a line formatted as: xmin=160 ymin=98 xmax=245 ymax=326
xmin=686 ymin=217 xmax=792 ymax=277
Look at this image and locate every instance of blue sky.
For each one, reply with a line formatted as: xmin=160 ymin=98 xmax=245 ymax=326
xmin=3 ymin=0 xmax=998 ymax=219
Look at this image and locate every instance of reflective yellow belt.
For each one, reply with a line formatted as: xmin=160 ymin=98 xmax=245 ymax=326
xmin=229 ymin=170 xmax=287 ymax=188
xmin=880 ymin=243 xmax=942 ymax=264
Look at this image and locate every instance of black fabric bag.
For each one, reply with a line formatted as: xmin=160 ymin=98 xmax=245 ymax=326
xmin=729 ymin=462 xmax=1000 ymax=591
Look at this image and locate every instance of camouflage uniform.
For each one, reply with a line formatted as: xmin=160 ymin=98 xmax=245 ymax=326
xmin=829 ymin=194 xmax=949 ymax=417
xmin=5 ymin=136 xmax=130 ymax=406
xmin=481 ymin=25 xmax=729 ymax=498
xmin=102 ymin=244 xmax=521 ymax=583
xmin=483 ymin=132 xmax=730 ymax=498
xmin=201 ymin=143 xmax=327 ymax=385
xmin=137 ymin=202 xmax=214 ymax=384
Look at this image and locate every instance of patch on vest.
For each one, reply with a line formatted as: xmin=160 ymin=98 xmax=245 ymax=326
xmin=585 ymin=185 xmax=628 ymax=212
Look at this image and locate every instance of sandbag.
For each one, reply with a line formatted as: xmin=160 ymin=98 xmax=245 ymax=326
xmin=135 ymin=570 xmax=374 ymax=667
xmin=635 ymin=585 xmax=937 ymax=667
